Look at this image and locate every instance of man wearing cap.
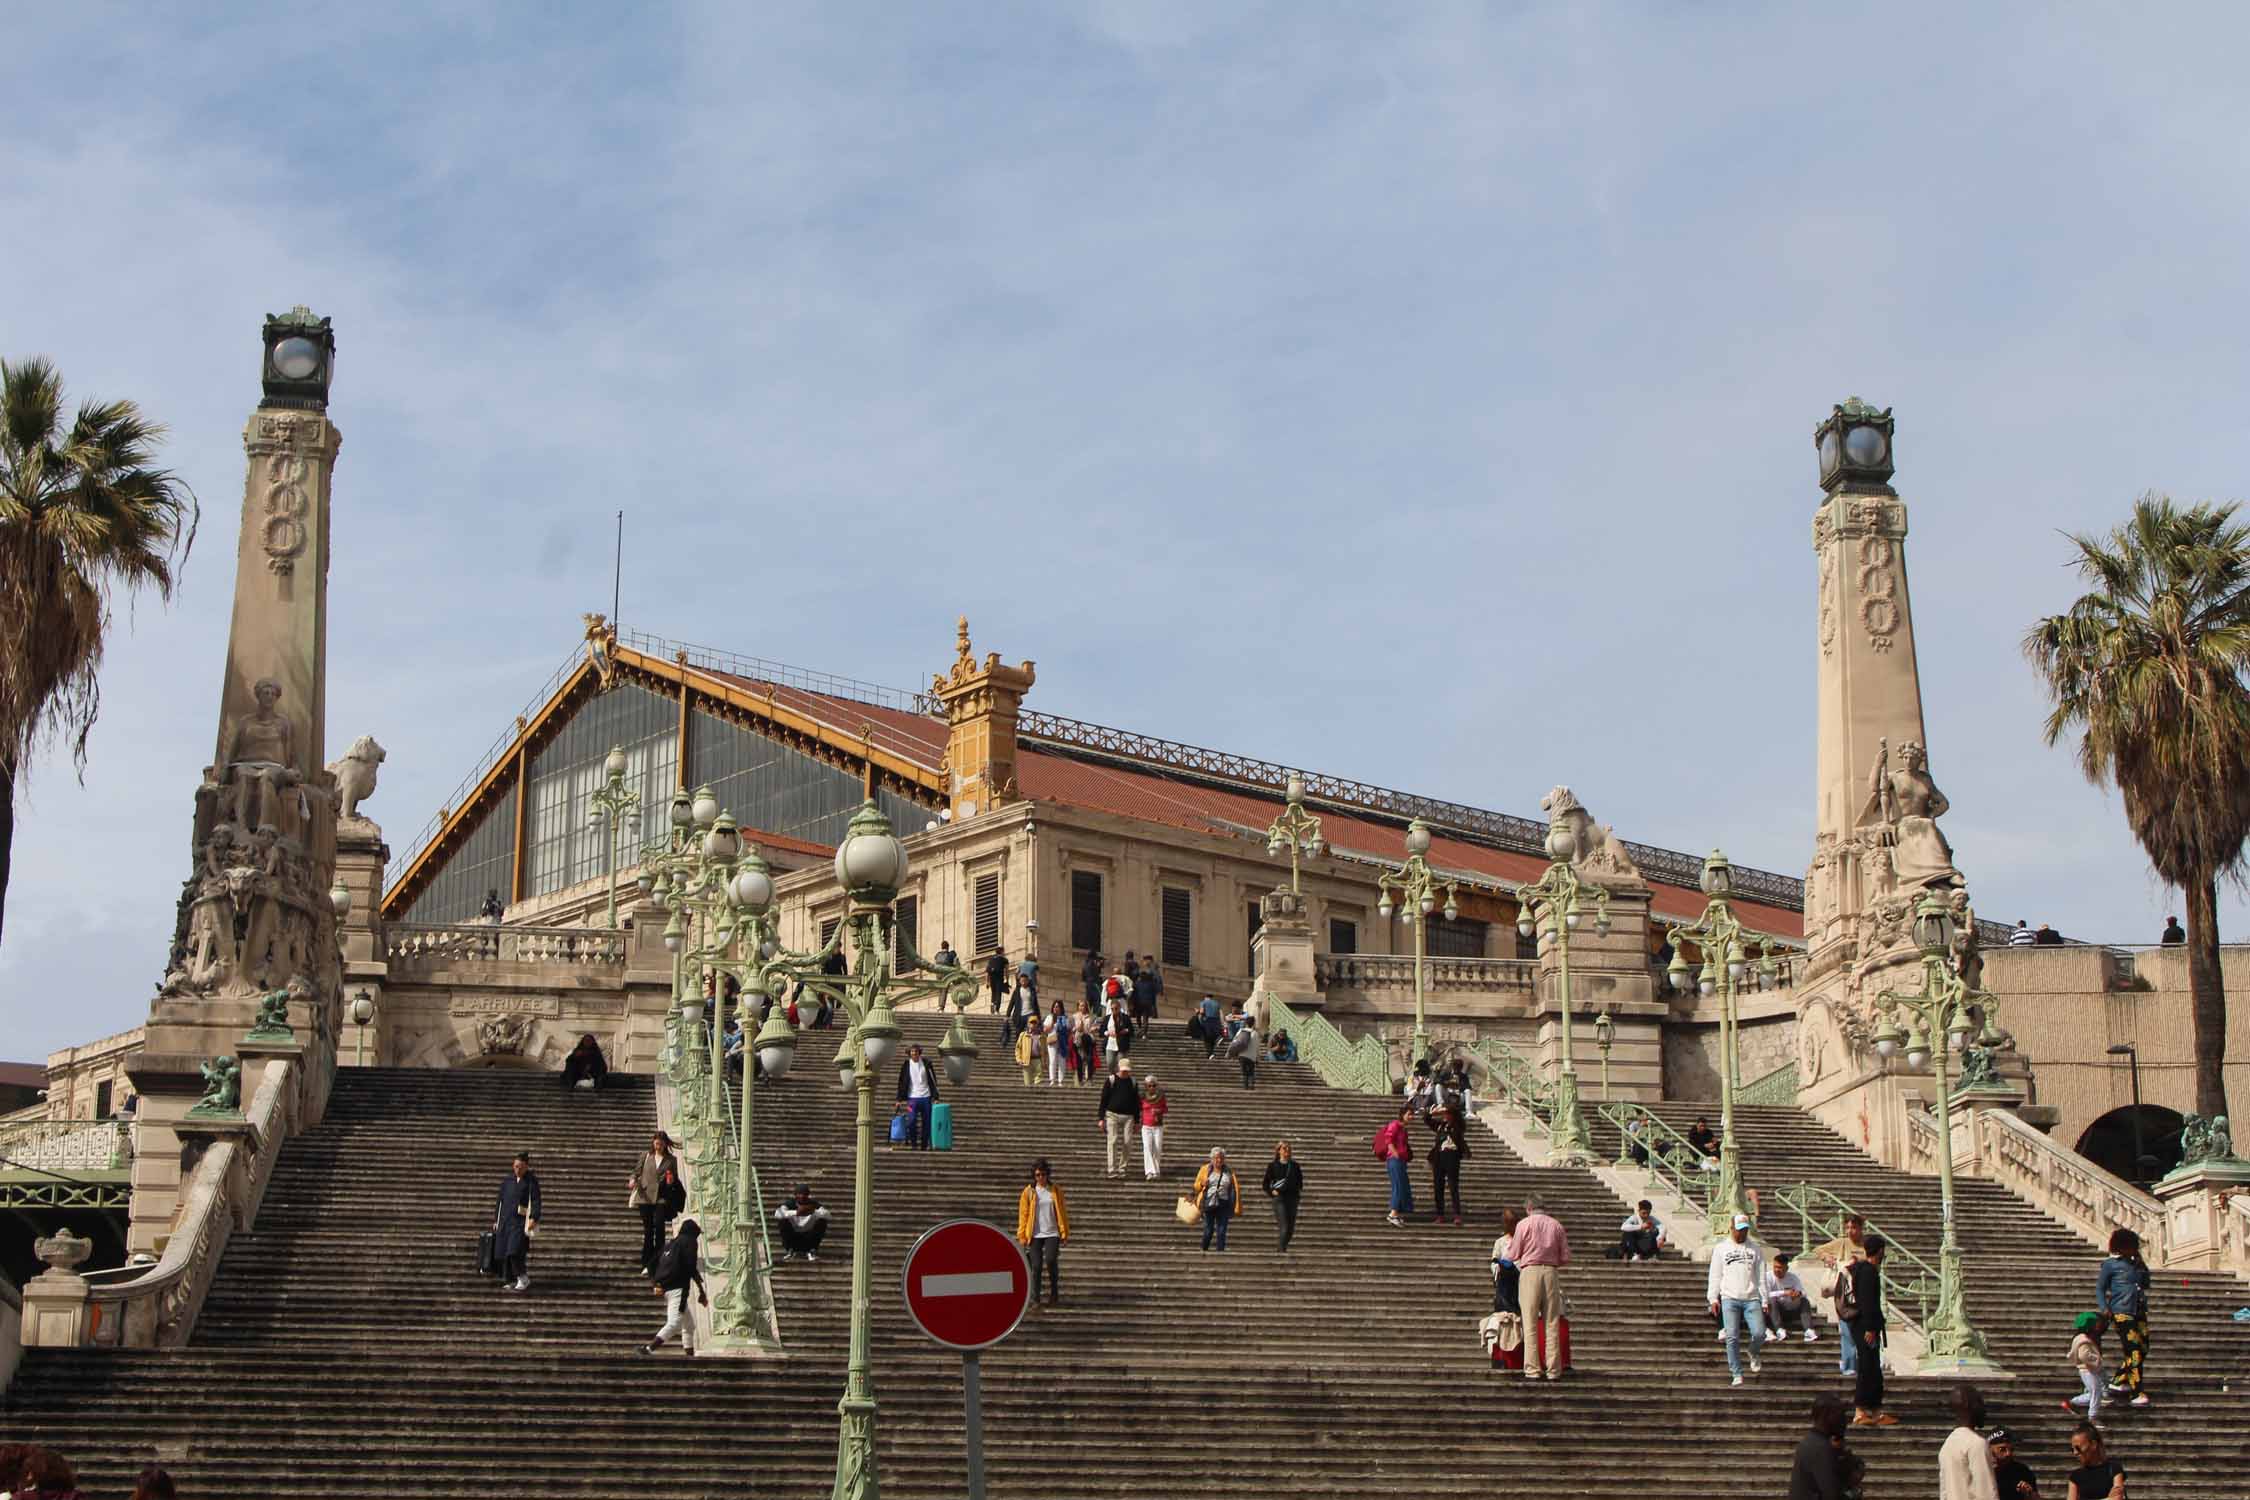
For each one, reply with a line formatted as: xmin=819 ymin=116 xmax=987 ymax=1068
xmin=1707 ymin=1212 xmax=1770 ymax=1386
xmin=1987 ymin=1428 xmax=2038 ymax=1500
xmin=1097 ymin=1058 xmax=1142 ymax=1178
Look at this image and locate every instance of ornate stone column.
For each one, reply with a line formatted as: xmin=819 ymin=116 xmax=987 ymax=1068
xmin=125 ymin=310 xmax=348 ymax=1253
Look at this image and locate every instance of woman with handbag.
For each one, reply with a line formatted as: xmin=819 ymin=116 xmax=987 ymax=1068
xmin=1262 ymin=1140 xmax=1304 ymax=1252
xmin=1192 ymin=1148 xmax=1242 ymax=1252
xmin=627 ymin=1130 xmax=684 ymax=1275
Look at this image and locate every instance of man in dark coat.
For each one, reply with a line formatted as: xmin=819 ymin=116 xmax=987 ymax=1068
xmin=493 ymin=1152 xmax=542 ymax=1291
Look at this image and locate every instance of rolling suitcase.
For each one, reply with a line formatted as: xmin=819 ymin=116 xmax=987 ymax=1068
xmin=477 ymin=1229 xmax=498 ymax=1277
xmin=930 ymin=1101 xmax=954 ymax=1150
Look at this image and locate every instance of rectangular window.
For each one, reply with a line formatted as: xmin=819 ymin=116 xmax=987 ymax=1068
xmin=1329 ymin=917 xmax=1358 ymax=955
xmin=894 ymin=895 xmax=920 ymax=970
xmin=1070 ymin=870 xmax=1102 ymax=954
xmin=95 ymin=1080 xmax=113 ymax=1118
xmin=820 ymin=917 xmax=840 ymax=951
xmin=973 ymin=874 xmax=1000 ymax=955
xmin=1247 ymin=900 xmax=1263 ymax=957
xmin=1427 ymin=916 xmax=1490 ymax=960
xmin=1161 ymin=887 xmax=1192 ymax=968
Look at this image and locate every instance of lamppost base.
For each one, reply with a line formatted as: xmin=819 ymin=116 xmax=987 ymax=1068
xmin=1544 ymin=1071 xmax=1593 ymax=1165
xmin=1705 ymin=1144 xmax=1752 ymax=1239
xmin=832 ymin=1392 xmax=881 ymax=1500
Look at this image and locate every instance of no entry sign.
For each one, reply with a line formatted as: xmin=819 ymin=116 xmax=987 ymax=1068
xmin=900 ymin=1218 xmax=1030 ymax=1351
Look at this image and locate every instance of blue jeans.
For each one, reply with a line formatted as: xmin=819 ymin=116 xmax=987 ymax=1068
xmin=1839 ymin=1323 xmax=1857 ymax=1373
xmin=1202 ymin=1207 xmax=1230 ymax=1251
xmin=1722 ymin=1296 xmax=1767 ymax=1379
xmin=907 ymin=1096 xmax=933 ymax=1149
xmin=1385 ymin=1157 xmax=1414 ymax=1214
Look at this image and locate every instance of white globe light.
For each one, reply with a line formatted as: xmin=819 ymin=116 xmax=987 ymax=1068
xmin=692 ymin=787 xmax=721 ymax=829
xmin=605 ymin=745 xmax=628 ymax=780
xmin=1405 ymin=822 xmax=1432 ymax=857
xmin=835 ymin=803 xmax=910 ymax=897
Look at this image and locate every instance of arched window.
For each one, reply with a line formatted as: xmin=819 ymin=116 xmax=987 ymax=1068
xmin=2073 ymin=1105 xmax=2185 ymax=1184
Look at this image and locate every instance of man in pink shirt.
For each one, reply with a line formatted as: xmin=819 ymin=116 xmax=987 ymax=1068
xmin=1510 ymin=1194 xmax=1571 ymax=1380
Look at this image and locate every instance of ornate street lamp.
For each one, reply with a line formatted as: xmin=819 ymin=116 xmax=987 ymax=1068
xmin=587 ymin=744 xmax=642 ymax=929
xmin=1377 ymin=820 xmax=1459 ymax=1070
xmin=1663 ymin=849 xmax=1765 ymax=1239
xmin=751 ymin=799 xmax=980 ymax=1500
xmin=1814 ymin=396 xmax=1895 ymax=493
xmin=1263 ymin=772 xmax=1327 ymax=897
xmin=1871 ymin=889 xmax=1999 ymax=1367
xmin=1514 ymin=814 xmax=1611 ymax=1162
xmin=1593 ymin=1009 xmax=1615 ymax=1102
xmin=349 ymin=988 xmax=377 ymax=1068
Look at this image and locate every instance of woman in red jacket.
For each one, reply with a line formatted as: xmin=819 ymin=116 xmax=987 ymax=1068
xmin=1376 ymin=1104 xmax=1415 ymax=1228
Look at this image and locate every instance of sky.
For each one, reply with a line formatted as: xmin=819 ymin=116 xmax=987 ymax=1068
xmin=4 ymin=3 xmax=2248 ymax=1063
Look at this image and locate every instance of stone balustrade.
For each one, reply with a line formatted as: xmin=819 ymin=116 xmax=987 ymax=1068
xmin=1970 ymin=1105 xmax=2166 ymax=1259
xmin=383 ymin=922 xmax=627 ymax=973
xmin=1315 ymin=954 xmax=1535 ymax=993
xmin=77 ymin=1059 xmax=294 ymax=1349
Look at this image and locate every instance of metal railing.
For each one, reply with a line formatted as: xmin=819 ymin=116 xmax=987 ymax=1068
xmin=0 ymin=1120 xmax=128 ymax=1174
xmin=621 ymin=629 xmax=943 ymax=719
xmin=710 ymin=1071 xmax=782 ymax=1346
xmin=383 ymin=922 xmax=628 ymax=970
xmin=1263 ymin=994 xmax=1393 ymax=1096
xmin=1599 ymin=1101 xmax=1714 ymax=1220
xmin=1737 ymin=1061 xmax=1801 ymax=1108
xmin=1017 ymin=709 xmax=1807 ymax=909
xmin=1462 ymin=1035 xmax=1556 ymax=1136
xmin=1316 ymin=954 xmax=1536 ymax=992
xmin=1771 ymin=1183 xmax=1942 ymax=1333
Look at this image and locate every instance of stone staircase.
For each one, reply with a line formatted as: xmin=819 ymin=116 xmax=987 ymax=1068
xmin=1594 ymin=1101 xmax=2248 ymax=1482
xmin=4 ymin=1023 xmax=2242 ymax=1497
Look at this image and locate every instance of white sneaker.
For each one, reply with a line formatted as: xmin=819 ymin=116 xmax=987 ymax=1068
xmin=1730 ymin=1374 xmax=1744 ymax=1387
xmin=1716 ymin=1329 xmax=1727 ymax=1342
xmin=512 ymin=1277 xmax=530 ymax=1292
xmin=1765 ymin=1329 xmax=1783 ymax=1344
xmin=1749 ymin=1358 xmax=1762 ymax=1375
xmin=1804 ymin=1329 xmax=1818 ymax=1343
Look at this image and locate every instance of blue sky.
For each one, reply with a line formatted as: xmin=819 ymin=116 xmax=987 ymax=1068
xmin=5 ymin=4 xmax=2248 ymax=1062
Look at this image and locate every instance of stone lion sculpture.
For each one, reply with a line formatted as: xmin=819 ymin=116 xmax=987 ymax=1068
xmin=327 ymin=736 xmax=386 ymax=822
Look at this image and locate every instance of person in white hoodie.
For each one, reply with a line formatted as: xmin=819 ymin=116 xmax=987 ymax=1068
xmin=1707 ymin=1212 xmax=1770 ymax=1386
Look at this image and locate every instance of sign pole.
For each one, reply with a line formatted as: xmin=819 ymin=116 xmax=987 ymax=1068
xmin=962 ymin=1351 xmax=986 ymax=1500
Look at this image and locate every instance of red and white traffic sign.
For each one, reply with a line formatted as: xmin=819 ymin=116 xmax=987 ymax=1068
xmin=900 ymin=1218 xmax=1030 ymax=1352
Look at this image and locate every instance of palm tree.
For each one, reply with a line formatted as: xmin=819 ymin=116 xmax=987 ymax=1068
xmin=2025 ymin=494 xmax=2250 ymax=1122
xmin=0 ymin=356 xmax=197 ymax=947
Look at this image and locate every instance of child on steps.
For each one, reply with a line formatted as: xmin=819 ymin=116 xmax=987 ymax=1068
xmin=2062 ymin=1311 xmax=2105 ymax=1421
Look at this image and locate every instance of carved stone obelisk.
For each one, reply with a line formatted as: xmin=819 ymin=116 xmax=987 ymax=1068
xmin=125 ymin=309 xmax=346 ymax=1253
xmin=1790 ymin=401 xmax=2035 ymax=1164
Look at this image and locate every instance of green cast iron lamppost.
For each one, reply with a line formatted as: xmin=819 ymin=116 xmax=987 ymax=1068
xmin=1263 ymin=772 xmax=1327 ymax=896
xmin=1376 ymin=820 xmax=1458 ymax=1070
xmin=750 ymin=800 xmax=981 ymax=1500
xmin=1662 ymin=850 xmax=1784 ymax=1239
xmin=1514 ymin=814 xmax=1611 ymax=1163
xmin=1869 ymin=890 xmax=1999 ymax=1366
xmin=587 ymin=744 xmax=642 ymax=929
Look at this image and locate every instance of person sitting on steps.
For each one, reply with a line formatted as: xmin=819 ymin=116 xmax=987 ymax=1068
xmin=774 ymin=1183 xmax=830 ymax=1262
xmin=1616 ymin=1200 xmax=1665 ymax=1261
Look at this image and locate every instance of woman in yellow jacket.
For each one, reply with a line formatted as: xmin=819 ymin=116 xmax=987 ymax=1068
xmin=1014 ymin=1024 xmax=1036 ymax=1085
xmin=1015 ymin=1158 xmax=1069 ymax=1308
xmin=1192 ymin=1147 xmax=1242 ymax=1253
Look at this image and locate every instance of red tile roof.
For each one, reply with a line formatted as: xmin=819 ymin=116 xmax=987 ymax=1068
xmin=1014 ymin=748 xmax=1803 ymax=936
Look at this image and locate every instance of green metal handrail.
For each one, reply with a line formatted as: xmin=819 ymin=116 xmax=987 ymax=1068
xmin=712 ymin=1071 xmax=782 ymax=1345
xmin=1264 ymin=993 xmax=1393 ymax=1095
xmin=1599 ymin=1101 xmax=1714 ymax=1218
xmin=1460 ymin=1036 xmax=1555 ymax=1136
xmin=1771 ymin=1183 xmax=1943 ymax=1332
xmin=1737 ymin=1060 xmax=1800 ymax=1108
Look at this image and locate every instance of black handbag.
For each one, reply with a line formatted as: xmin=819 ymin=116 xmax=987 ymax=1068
xmin=477 ymin=1229 xmax=498 ymax=1276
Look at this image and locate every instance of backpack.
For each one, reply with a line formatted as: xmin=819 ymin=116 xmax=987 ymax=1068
xmin=1829 ymin=1262 xmax=1859 ymax=1319
xmin=1373 ymin=1125 xmax=1393 ymax=1161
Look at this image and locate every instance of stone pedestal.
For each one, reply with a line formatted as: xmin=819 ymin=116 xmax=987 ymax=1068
xmin=20 ymin=1231 xmax=94 ymax=1350
xmin=2152 ymin=1158 xmax=2250 ymax=1270
xmin=1249 ymin=886 xmax=1319 ymax=1032
xmin=335 ymin=822 xmax=389 ymax=966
